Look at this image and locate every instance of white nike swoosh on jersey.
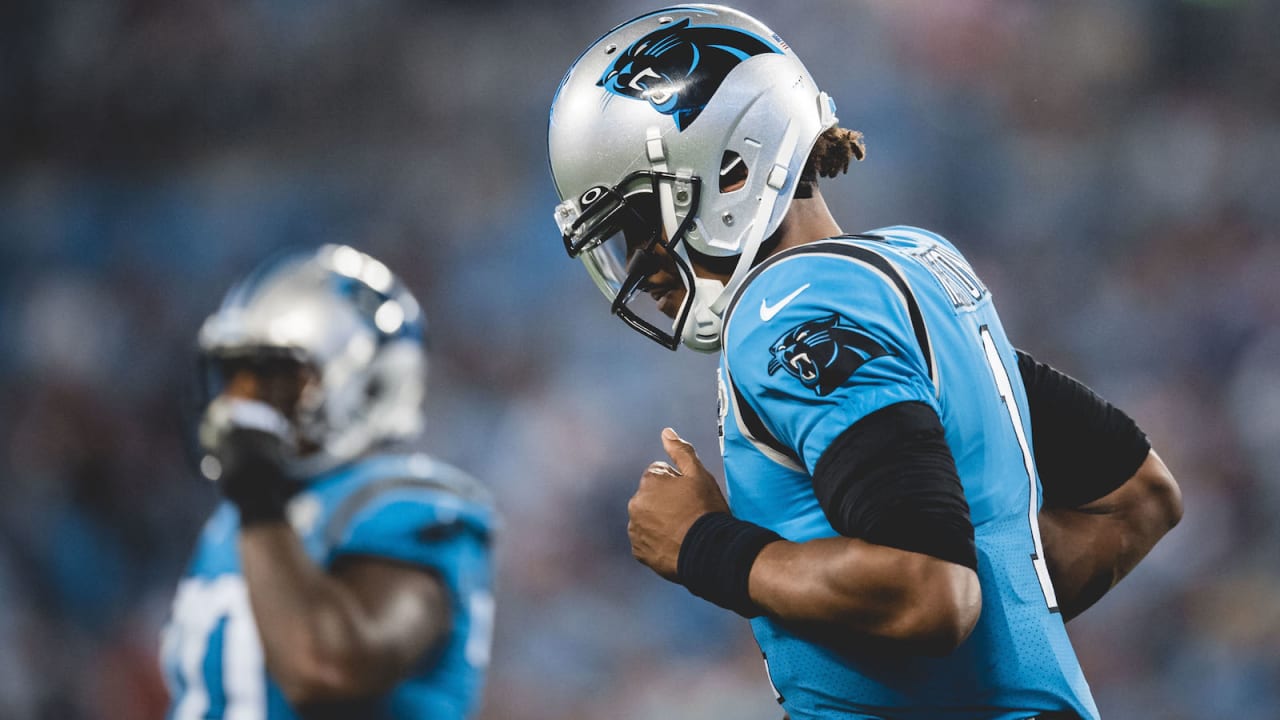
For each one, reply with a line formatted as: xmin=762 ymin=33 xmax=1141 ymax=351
xmin=759 ymin=283 xmax=811 ymax=321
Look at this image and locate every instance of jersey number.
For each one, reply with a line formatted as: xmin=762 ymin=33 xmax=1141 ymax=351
xmin=464 ymin=589 xmax=495 ymax=668
xmin=979 ymin=327 xmax=1059 ymax=612
xmin=160 ymin=576 xmax=266 ymax=720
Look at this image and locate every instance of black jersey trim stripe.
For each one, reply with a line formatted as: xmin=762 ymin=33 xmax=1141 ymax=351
xmin=725 ymin=365 xmax=804 ymax=470
xmin=722 ymin=234 xmax=884 ymax=328
xmin=722 ymin=235 xmax=934 ymax=384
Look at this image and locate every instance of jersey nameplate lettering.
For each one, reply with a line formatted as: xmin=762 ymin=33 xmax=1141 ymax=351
xmin=914 ymin=244 xmax=988 ymax=309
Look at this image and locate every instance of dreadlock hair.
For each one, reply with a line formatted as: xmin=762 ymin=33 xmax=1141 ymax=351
xmin=795 ymin=127 xmax=866 ymax=198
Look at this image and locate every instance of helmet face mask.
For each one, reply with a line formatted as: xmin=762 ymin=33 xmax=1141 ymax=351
xmin=195 ymin=245 xmax=428 ymax=478
xmin=198 ymin=350 xmax=316 ymax=427
xmin=549 ymin=4 xmax=837 ymax=352
xmin=556 ymin=170 xmax=702 ymax=349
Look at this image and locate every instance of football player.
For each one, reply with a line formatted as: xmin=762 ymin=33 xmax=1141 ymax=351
xmin=161 ymin=245 xmax=495 ymax=719
xmin=548 ymin=5 xmax=1181 ymax=719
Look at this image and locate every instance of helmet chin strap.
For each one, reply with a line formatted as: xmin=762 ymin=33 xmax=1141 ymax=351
xmin=677 ymin=120 xmax=802 ymax=353
xmin=645 ymin=126 xmax=724 ymax=353
xmin=680 ymin=276 xmax=732 ymax=353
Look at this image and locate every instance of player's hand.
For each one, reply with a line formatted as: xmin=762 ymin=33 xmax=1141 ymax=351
xmin=200 ymin=397 xmax=302 ymax=524
xmin=627 ymin=427 xmax=731 ymax=582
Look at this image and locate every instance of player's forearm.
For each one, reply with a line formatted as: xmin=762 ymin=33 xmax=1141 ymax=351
xmin=239 ymin=525 xmax=397 ymax=702
xmin=1039 ymin=451 xmax=1181 ymax=620
xmin=747 ymin=536 xmax=981 ymax=654
xmin=1038 ymin=509 xmax=1128 ymax=621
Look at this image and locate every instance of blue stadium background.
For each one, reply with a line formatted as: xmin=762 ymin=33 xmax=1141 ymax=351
xmin=1 ymin=1 xmax=1276 ymax=718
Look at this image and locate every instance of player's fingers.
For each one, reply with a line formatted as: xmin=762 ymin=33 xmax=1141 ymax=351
xmin=660 ymin=427 xmax=701 ymax=474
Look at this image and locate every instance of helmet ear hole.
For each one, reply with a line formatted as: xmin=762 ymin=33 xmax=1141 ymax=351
xmin=719 ymin=151 xmax=749 ymax=193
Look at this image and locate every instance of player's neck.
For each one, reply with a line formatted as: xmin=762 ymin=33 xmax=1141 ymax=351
xmin=767 ymin=189 xmax=842 ymax=260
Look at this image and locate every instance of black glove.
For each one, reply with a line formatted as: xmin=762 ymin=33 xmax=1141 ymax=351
xmin=202 ymin=398 xmax=304 ymax=526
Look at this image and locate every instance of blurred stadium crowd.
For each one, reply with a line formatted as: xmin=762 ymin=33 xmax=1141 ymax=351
xmin=1 ymin=0 xmax=1277 ymax=718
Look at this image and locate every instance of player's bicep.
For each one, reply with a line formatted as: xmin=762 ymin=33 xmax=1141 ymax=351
xmin=327 ymin=484 xmax=496 ymax=668
xmin=331 ymin=556 xmax=452 ymax=670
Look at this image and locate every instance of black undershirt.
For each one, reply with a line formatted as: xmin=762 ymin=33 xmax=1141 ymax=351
xmin=1015 ymin=350 xmax=1150 ymax=508
xmin=811 ymin=401 xmax=977 ymax=570
xmin=809 ymin=354 xmax=1151 ymax=567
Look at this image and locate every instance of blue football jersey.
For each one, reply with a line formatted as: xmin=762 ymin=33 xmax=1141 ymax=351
xmin=161 ymin=453 xmax=496 ymax=720
xmin=716 ymin=227 xmax=1098 ymax=720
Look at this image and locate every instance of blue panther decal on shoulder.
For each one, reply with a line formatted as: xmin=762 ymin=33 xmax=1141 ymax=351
xmin=768 ymin=314 xmax=892 ymax=396
xmin=598 ymin=17 xmax=783 ymax=131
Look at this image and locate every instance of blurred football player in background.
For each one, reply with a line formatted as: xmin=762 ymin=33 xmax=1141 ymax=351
xmin=549 ymin=5 xmax=1181 ymax=719
xmin=161 ymin=245 xmax=495 ymax=719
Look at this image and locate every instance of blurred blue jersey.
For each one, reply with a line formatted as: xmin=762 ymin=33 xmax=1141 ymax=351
xmin=717 ymin=227 xmax=1098 ymax=720
xmin=161 ymin=453 xmax=495 ymax=720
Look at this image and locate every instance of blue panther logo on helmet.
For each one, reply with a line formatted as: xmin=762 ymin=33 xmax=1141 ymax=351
xmin=768 ymin=315 xmax=892 ymax=396
xmin=598 ymin=17 xmax=783 ymax=131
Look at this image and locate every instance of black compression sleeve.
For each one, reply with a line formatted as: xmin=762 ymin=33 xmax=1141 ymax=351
xmin=811 ymin=401 xmax=976 ymax=571
xmin=1016 ymin=350 xmax=1151 ymax=508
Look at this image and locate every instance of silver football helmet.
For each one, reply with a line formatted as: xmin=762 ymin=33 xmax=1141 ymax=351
xmin=196 ymin=244 xmax=427 ymax=478
xmin=549 ymin=4 xmax=837 ymax=352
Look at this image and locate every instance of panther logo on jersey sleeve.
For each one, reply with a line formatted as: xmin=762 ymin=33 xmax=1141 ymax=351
xmin=767 ymin=314 xmax=891 ymax=396
xmin=597 ymin=17 xmax=782 ymax=130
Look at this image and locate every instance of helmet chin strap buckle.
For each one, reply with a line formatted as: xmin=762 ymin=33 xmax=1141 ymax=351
xmin=679 ymin=276 xmax=730 ymax=354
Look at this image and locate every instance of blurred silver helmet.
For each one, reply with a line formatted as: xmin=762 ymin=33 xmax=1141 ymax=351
xmin=549 ymin=4 xmax=837 ymax=352
xmin=196 ymin=244 xmax=427 ymax=477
